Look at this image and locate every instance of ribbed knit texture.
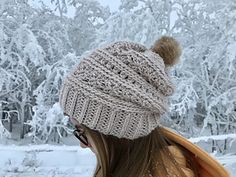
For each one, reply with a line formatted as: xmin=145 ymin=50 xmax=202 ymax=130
xmin=59 ymin=41 xmax=174 ymax=139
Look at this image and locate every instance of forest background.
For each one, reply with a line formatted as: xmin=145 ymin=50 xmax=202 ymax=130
xmin=0 ymin=0 xmax=236 ymax=158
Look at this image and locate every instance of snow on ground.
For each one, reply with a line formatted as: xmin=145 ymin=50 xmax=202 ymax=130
xmin=0 ymin=145 xmax=96 ymax=177
xmin=0 ymin=145 xmax=235 ymax=177
xmin=217 ymin=154 xmax=236 ymax=176
xmin=189 ymin=133 xmax=236 ymax=143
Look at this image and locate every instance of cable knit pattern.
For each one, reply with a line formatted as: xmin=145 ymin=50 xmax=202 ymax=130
xmin=59 ymin=41 xmax=175 ymax=139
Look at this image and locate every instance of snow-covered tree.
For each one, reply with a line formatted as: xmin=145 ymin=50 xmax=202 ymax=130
xmin=0 ymin=0 xmax=75 ymax=141
xmin=92 ymin=0 xmax=179 ymax=47
xmin=0 ymin=1 xmax=42 ymax=139
xmin=165 ymin=0 xmax=236 ymax=153
xmin=0 ymin=0 xmax=235 ymax=149
xmin=28 ymin=52 xmax=76 ymax=142
xmin=68 ymin=0 xmax=110 ymax=54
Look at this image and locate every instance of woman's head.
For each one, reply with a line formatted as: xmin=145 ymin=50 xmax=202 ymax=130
xmin=59 ymin=36 xmax=181 ymax=140
xmin=60 ymin=36 xmax=183 ymax=176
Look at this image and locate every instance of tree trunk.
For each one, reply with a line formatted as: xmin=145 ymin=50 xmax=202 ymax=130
xmin=20 ymin=104 xmax=26 ymax=139
xmin=9 ymin=117 xmax=12 ymax=132
xmin=210 ymin=124 xmax=216 ymax=152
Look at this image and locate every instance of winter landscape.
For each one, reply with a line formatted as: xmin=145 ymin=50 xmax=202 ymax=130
xmin=0 ymin=0 xmax=236 ymax=176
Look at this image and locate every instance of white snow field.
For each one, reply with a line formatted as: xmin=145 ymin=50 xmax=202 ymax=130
xmin=0 ymin=144 xmax=235 ymax=177
xmin=0 ymin=145 xmax=96 ymax=177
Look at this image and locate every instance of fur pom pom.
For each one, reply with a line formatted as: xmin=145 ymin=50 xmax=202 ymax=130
xmin=151 ymin=36 xmax=181 ymax=66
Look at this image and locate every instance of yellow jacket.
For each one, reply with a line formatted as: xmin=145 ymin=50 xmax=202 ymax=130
xmin=161 ymin=127 xmax=231 ymax=177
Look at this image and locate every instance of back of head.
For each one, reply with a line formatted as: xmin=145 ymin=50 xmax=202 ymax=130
xmin=59 ymin=36 xmax=181 ymax=139
xmin=59 ymin=36 xmax=194 ymax=177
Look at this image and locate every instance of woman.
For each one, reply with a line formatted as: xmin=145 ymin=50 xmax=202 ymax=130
xmin=59 ymin=36 xmax=230 ymax=177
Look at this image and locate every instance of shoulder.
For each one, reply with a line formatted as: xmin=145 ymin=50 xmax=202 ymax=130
xmin=161 ymin=127 xmax=231 ymax=177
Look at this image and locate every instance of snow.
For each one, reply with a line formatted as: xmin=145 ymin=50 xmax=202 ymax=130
xmin=0 ymin=144 xmax=235 ymax=177
xmin=0 ymin=145 xmax=96 ymax=177
xmin=189 ymin=133 xmax=236 ymax=143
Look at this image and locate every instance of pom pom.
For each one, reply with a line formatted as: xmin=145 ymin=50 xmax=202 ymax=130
xmin=151 ymin=36 xmax=181 ymax=66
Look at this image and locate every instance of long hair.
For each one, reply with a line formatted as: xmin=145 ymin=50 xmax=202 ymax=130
xmin=82 ymin=125 xmax=198 ymax=177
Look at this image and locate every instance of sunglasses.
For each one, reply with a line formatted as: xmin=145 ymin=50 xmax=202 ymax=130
xmin=73 ymin=126 xmax=89 ymax=146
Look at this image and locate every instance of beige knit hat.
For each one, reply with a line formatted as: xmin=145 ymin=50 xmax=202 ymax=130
xmin=59 ymin=36 xmax=181 ymax=139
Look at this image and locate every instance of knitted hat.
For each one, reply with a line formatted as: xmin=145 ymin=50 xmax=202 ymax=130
xmin=59 ymin=36 xmax=181 ymax=139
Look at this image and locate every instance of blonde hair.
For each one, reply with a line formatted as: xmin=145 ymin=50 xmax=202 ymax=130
xmin=82 ymin=125 xmax=198 ymax=177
